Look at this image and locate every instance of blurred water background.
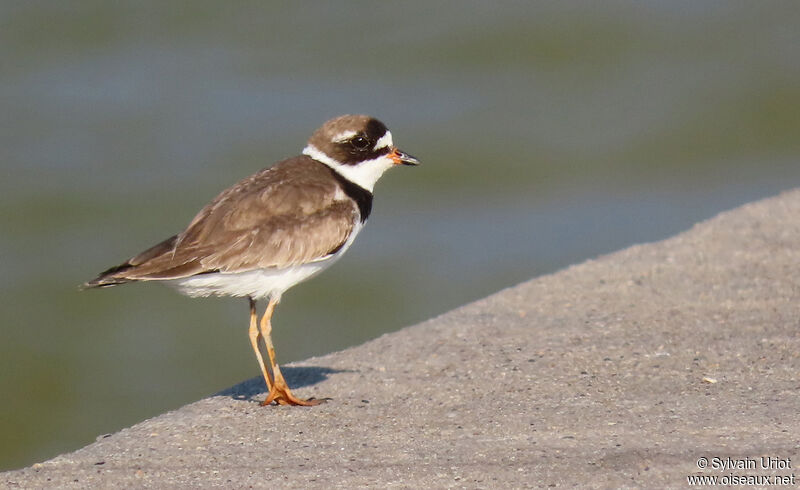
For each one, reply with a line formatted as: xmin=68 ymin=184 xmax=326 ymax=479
xmin=2 ymin=1 xmax=799 ymax=470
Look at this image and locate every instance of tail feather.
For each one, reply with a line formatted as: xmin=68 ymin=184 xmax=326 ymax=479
xmin=82 ymin=234 xmax=180 ymax=289
xmin=82 ymin=263 xmax=137 ymax=289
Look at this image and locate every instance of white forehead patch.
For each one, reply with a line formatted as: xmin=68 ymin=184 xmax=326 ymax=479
xmin=332 ymin=130 xmax=358 ymax=143
xmin=374 ymin=130 xmax=393 ymax=150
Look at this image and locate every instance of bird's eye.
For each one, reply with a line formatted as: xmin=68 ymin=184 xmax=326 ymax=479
xmin=350 ymin=135 xmax=370 ymax=150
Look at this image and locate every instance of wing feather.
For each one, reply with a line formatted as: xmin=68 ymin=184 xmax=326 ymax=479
xmin=86 ymin=157 xmax=358 ymax=285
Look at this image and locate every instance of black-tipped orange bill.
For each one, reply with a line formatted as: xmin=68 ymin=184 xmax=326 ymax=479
xmin=389 ymin=148 xmax=420 ymax=166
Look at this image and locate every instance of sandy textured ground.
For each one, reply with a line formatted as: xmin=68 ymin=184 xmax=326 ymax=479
xmin=4 ymin=189 xmax=800 ymax=488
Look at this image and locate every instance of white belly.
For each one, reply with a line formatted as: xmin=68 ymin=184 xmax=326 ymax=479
xmin=169 ymin=260 xmax=331 ymax=300
xmin=169 ymin=220 xmax=363 ymax=300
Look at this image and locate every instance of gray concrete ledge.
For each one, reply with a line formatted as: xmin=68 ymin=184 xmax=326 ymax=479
xmin=5 ymin=189 xmax=800 ymax=488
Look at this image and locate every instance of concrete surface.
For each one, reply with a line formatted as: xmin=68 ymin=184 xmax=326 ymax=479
xmin=4 ymin=189 xmax=800 ymax=488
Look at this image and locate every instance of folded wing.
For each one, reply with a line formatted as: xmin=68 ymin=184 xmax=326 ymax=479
xmin=85 ymin=157 xmax=357 ymax=287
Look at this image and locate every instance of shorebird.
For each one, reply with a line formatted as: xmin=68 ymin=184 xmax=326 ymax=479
xmin=84 ymin=114 xmax=419 ymax=406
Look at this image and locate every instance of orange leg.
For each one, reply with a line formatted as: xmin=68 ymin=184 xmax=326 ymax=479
xmin=258 ymin=297 xmax=323 ymax=406
xmin=247 ymin=297 xmax=274 ymax=393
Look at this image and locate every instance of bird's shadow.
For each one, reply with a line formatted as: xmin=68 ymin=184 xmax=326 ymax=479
xmin=216 ymin=365 xmax=346 ymax=401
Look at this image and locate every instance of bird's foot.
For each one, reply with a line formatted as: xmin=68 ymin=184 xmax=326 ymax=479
xmin=260 ymin=363 xmax=326 ymax=407
xmin=261 ymin=389 xmax=324 ymax=407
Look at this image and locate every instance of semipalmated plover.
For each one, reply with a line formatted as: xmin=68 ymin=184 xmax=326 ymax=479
xmin=84 ymin=114 xmax=419 ymax=406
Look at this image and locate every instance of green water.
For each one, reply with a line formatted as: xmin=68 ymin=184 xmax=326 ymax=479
xmin=2 ymin=2 xmax=800 ymax=471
